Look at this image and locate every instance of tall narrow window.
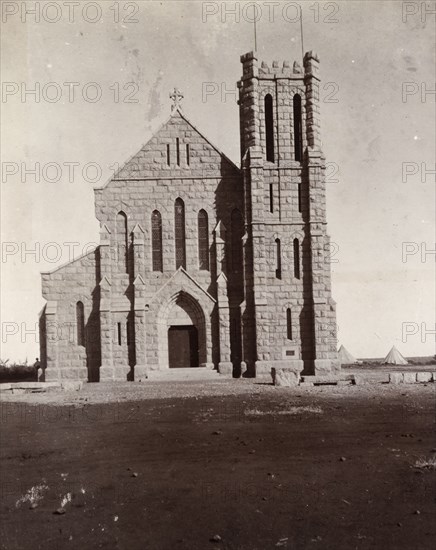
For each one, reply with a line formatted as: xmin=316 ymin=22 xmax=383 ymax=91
xmin=287 ymin=308 xmax=293 ymax=340
xmin=275 ymin=238 xmax=282 ymax=279
xmin=151 ymin=210 xmax=163 ymax=271
xmin=76 ymin=301 xmax=85 ymax=347
xmin=230 ymin=209 xmax=243 ymax=273
xmin=198 ymin=209 xmax=209 ymax=270
xmin=117 ymin=322 xmax=122 ymax=346
xmin=166 ymin=143 xmax=171 ymax=166
xmin=293 ymin=238 xmax=301 ymax=279
xmin=298 ymin=183 xmax=302 ymax=213
xmin=264 ymin=94 xmax=275 ymax=162
xmin=293 ymin=94 xmax=303 ymax=162
xmin=176 ymin=138 xmax=180 ymax=166
xmin=126 ymin=319 xmax=133 ymax=346
xmin=186 ymin=144 xmax=190 ymax=166
xmin=116 ymin=211 xmax=128 ymax=273
xmin=174 ymin=198 xmax=186 ymax=269
xmin=269 ymin=183 xmax=274 ymax=213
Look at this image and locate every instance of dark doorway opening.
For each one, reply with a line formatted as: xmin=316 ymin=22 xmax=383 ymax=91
xmin=168 ymin=326 xmax=199 ymax=368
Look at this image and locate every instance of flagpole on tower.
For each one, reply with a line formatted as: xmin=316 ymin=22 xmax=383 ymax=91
xmin=300 ymin=4 xmax=305 ymax=60
xmin=253 ymin=4 xmax=258 ymax=51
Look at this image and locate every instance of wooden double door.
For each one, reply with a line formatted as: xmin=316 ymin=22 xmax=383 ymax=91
xmin=168 ymin=326 xmax=199 ymax=368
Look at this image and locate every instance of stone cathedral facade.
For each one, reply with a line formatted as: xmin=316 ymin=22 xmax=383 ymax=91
xmin=40 ymin=50 xmax=339 ymax=382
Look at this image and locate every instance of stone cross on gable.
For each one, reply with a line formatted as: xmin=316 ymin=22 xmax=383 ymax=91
xmin=170 ymin=87 xmax=183 ymax=112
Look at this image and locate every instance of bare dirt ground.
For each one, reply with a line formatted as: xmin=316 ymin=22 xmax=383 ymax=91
xmin=1 ymin=379 xmax=435 ymax=550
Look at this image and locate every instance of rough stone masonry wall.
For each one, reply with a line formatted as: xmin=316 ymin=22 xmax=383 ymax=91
xmin=41 ymin=249 xmax=101 ymax=381
xmin=257 ymin=66 xmax=313 ymax=364
xmin=238 ymin=51 xmax=338 ymax=375
xmin=238 ymin=53 xmax=307 ymax=370
xmin=306 ymin=157 xmax=338 ymax=365
xmin=93 ymin=111 xmax=244 ymax=373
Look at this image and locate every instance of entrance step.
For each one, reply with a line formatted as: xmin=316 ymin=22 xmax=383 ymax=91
xmin=146 ymin=368 xmax=225 ymax=381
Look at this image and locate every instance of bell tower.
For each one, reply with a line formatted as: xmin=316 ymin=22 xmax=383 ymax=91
xmin=238 ymin=50 xmax=339 ymax=377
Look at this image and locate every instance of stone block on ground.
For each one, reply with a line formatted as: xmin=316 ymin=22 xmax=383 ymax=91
xmin=353 ymin=374 xmax=389 ymax=385
xmin=352 ymin=375 xmax=366 ymax=385
xmin=60 ymin=381 xmax=83 ymax=392
xmin=389 ymin=373 xmax=403 ymax=385
xmin=271 ymin=368 xmax=300 ymax=387
xmin=416 ymin=372 xmax=432 ymax=383
xmin=0 ymin=382 xmax=63 ymax=394
xmin=403 ymin=372 xmax=417 ymax=384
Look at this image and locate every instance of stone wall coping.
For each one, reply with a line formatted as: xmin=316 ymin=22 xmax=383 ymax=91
xmin=151 ymin=267 xmax=216 ymax=305
xmin=40 ymin=246 xmax=98 ymax=277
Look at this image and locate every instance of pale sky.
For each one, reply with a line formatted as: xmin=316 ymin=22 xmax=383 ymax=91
xmin=1 ymin=0 xmax=435 ymax=362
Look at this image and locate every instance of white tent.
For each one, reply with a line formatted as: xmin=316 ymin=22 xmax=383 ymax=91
xmin=338 ymin=345 xmax=358 ymax=364
xmin=382 ymin=346 xmax=408 ymax=365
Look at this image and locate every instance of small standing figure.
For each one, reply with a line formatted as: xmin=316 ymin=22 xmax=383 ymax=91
xmin=34 ymin=358 xmax=41 ymax=381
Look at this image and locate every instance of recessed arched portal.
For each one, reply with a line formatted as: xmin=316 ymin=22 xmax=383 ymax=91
xmin=156 ymin=291 xmax=208 ymax=369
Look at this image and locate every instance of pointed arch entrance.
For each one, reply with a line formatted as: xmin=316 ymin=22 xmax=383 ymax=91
xmin=157 ymin=290 xmax=208 ymax=369
xmin=148 ymin=268 xmax=216 ymax=371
